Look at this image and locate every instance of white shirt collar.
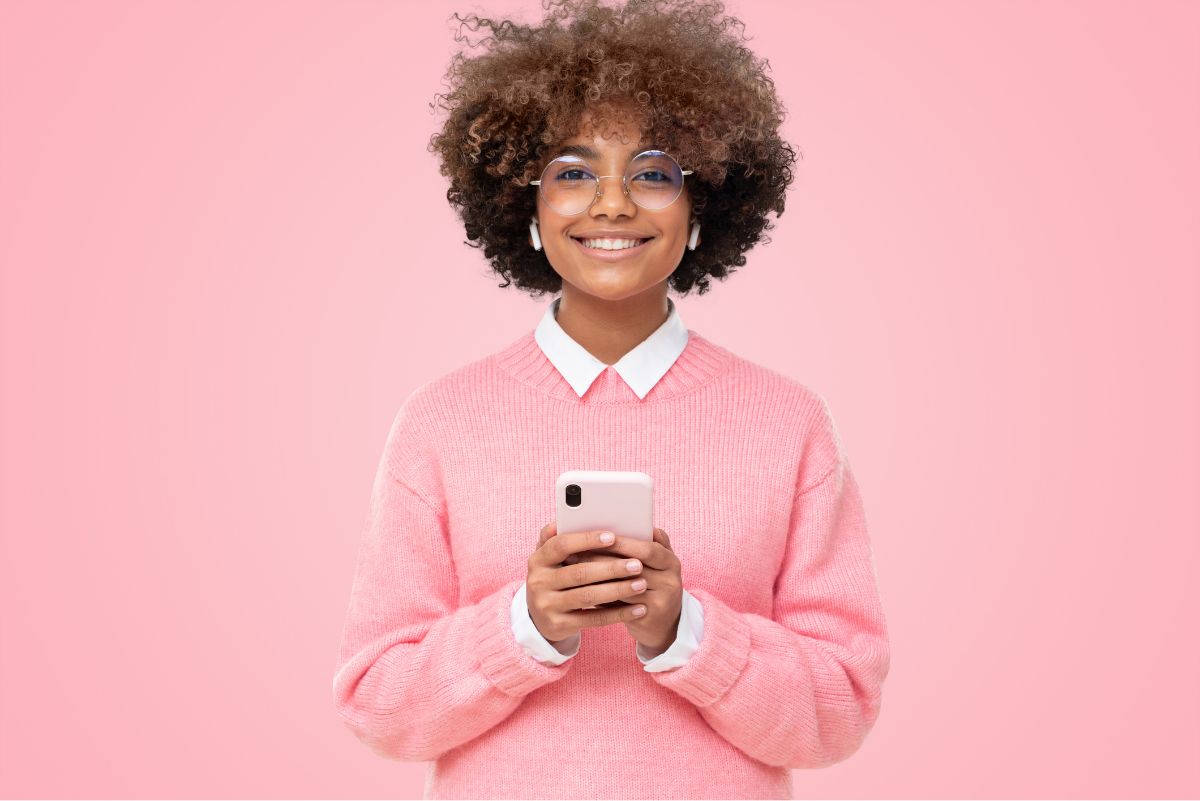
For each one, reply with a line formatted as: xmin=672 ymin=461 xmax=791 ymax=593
xmin=533 ymin=296 xmax=689 ymax=400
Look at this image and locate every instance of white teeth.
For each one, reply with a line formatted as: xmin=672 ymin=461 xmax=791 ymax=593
xmin=578 ymin=237 xmax=646 ymax=250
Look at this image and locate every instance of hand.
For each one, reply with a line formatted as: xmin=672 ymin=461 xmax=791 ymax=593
xmin=559 ymin=527 xmax=683 ymax=658
xmin=526 ymin=521 xmax=654 ymax=644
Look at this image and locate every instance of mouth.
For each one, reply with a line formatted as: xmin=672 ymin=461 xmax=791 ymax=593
xmin=570 ymin=235 xmax=655 ymax=261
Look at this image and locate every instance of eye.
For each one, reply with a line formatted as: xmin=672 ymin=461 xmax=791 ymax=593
xmin=555 ymin=167 xmax=594 ymax=181
xmin=632 ymin=169 xmax=670 ymax=183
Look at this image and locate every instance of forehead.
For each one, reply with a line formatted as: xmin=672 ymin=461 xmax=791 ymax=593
xmin=551 ymin=107 xmax=661 ymax=160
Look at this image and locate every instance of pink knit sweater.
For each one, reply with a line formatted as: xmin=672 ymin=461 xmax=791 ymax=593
xmin=332 ymin=325 xmax=891 ymax=800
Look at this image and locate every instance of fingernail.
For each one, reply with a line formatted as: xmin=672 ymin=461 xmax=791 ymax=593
xmin=600 ymin=532 xmax=614 ymax=544
xmin=626 ymin=560 xmax=641 ymax=573
xmin=633 ymin=606 xmax=646 ymax=616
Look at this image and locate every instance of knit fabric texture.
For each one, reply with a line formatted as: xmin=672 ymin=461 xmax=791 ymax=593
xmin=510 ymin=294 xmax=705 ymax=672
xmin=332 ymin=325 xmax=891 ymax=800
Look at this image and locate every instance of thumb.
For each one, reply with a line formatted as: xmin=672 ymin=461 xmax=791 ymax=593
xmin=538 ymin=520 xmax=557 ymax=548
xmin=653 ymin=526 xmax=673 ymax=552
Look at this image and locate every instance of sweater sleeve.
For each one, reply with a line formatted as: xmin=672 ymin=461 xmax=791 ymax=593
xmin=645 ymin=402 xmax=891 ymax=768
xmin=332 ymin=399 xmax=575 ymax=762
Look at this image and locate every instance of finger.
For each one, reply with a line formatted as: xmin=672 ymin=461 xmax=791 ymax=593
xmin=564 ymin=550 xmax=611 ymax=566
xmin=561 ymin=582 xmax=648 ymax=613
xmin=567 ymin=552 xmax=606 ymax=563
xmin=563 ymin=602 xmax=647 ymax=630
xmin=537 ymin=520 xmax=557 ymax=548
xmin=542 ymin=529 xmax=620 ymax=566
xmin=586 ymin=534 xmax=669 ymax=570
xmin=551 ymin=549 xmax=644 ymax=590
xmin=653 ymin=527 xmax=673 ymax=552
xmin=566 ymin=551 xmax=629 ymax=565
xmin=562 ymin=574 xmax=647 ymax=612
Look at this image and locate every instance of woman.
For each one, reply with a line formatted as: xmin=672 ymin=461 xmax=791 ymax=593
xmin=332 ymin=1 xmax=890 ymax=798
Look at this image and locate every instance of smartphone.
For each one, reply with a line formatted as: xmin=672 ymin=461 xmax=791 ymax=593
xmin=555 ymin=470 xmax=654 ymax=611
xmin=555 ymin=469 xmax=654 ymax=542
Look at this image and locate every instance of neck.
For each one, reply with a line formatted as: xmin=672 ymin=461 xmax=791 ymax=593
xmin=555 ymin=285 xmax=670 ymax=365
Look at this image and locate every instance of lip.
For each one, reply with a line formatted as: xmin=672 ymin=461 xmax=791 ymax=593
xmin=571 ymin=235 xmax=655 ymax=261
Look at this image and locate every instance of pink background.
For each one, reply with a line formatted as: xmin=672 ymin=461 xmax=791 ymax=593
xmin=1 ymin=0 xmax=1197 ymax=797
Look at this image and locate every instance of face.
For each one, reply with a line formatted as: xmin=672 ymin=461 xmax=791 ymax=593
xmin=531 ymin=112 xmax=696 ymax=302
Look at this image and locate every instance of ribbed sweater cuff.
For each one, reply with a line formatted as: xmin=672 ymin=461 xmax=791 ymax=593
xmin=474 ymin=579 xmax=574 ymax=696
xmin=648 ymin=587 xmax=750 ymax=706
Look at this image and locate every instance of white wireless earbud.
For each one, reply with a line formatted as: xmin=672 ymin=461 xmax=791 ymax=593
xmin=529 ymin=218 xmax=543 ymax=251
xmin=687 ymin=222 xmax=700 ymax=251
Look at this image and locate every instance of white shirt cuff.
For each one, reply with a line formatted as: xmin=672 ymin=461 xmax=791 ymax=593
xmin=510 ymin=581 xmax=581 ymax=665
xmin=636 ymin=588 xmax=705 ymax=672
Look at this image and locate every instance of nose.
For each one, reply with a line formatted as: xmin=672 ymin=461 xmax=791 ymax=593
xmin=590 ymin=174 xmax=637 ymax=216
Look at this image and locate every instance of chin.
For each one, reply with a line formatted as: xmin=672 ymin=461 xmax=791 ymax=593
xmin=577 ymin=274 xmax=667 ymax=300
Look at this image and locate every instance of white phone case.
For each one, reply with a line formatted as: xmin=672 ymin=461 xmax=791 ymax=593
xmin=555 ymin=469 xmax=654 ymax=542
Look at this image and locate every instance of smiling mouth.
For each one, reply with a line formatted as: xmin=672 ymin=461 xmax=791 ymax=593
xmin=571 ymin=237 xmax=657 ymax=262
xmin=570 ymin=236 xmax=654 ymax=246
xmin=569 ymin=236 xmax=655 ymax=259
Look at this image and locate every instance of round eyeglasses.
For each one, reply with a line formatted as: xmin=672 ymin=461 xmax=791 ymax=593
xmin=530 ymin=149 xmax=693 ymax=216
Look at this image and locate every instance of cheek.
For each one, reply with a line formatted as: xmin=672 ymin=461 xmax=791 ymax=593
xmin=654 ymin=210 xmax=691 ymax=242
xmin=536 ymin=200 xmax=568 ymax=236
xmin=541 ymin=223 xmax=573 ymax=255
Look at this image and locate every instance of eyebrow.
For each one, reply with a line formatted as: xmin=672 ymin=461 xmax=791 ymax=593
xmin=553 ymin=143 xmax=661 ymax=160
xmin=555 ymin=144 xmax=601 ymax=159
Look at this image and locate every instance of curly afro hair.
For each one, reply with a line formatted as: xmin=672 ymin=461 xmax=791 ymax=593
xmin=427 ymin=0 xmax=800 ymax=297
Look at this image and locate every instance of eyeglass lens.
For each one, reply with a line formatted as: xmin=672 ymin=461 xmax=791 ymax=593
xmin=538 ymin=150 xmax=684 ymax=215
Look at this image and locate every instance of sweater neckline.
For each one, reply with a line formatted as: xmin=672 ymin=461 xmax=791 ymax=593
xmin=494 ymin=327 xmax=734 ymax=405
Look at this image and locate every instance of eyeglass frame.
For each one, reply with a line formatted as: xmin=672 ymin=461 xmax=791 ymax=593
xmin=529 ymin=149 xmax=694 ymax=216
